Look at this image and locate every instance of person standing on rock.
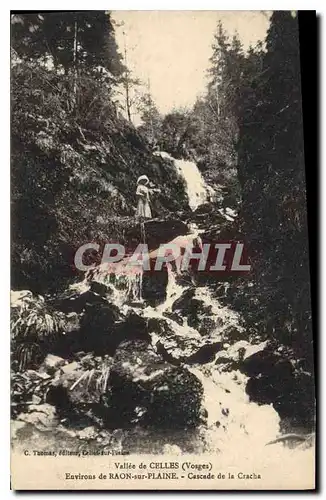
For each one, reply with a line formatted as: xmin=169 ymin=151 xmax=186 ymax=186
xmin=135 ymin=175 xmax=160 ymax=219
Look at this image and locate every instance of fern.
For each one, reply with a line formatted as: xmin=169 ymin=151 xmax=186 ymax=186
xmin=14 ymin=342 xmax=43 ymax=371
xmin=11 ymin=290 xmax=65 ymax=343
xmin=11 ymin=290 xmax=67 ymax=372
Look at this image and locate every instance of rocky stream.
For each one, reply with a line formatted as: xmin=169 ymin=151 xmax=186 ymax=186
xmin=11 ymin=153 xmax=314 ymax=468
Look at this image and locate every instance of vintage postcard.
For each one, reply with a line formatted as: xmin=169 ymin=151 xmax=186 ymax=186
xmin=11 ymin=10 xmax=315 ymax=490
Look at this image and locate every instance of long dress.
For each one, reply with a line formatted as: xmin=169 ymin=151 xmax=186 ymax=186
xmin=136 ymin=184 xmax=152 ymax=218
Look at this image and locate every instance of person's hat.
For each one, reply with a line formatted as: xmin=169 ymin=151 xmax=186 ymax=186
xmin=137 ymin=175 xmax=150 ymax=185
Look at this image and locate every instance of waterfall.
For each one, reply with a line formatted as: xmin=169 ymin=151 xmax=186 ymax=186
xmin=79 ymin=164 xmax=310 ymax=458
xmin=154 ymin=151 xmax=211 ymax=211
xmin=76 ymin=228 xmax=314 ymax=461
xmin=156 ymin=264 xmax=184 ymax=314
xmin=85 ymin=258 xmax=144 ymax=308
xmin=173 ymin=159 xmax=208 ymax=210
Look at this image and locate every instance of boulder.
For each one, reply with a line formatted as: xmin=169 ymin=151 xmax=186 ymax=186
xmin=41 ymin=354 xmax=66 ymax=374
xmin=148 ymin=316 xmax=224 ymax=365
xmin=171 ymin=287 xmax=225 ymax=336
xmin=89 ymin=281 xmax=112 ymax=297
xmin=222 ymin=325 xmax=247 ymax=343
xmin=52 ymin=302 xmax=121 ymax=356
xmin=54 ymin=303 xmax=151 ymax=358
xmin=142 ymin=266 xmax=168 ymax=307
xmin=171 ymin=288 xmax=195 ymax=315
xmin=163 ymin=311 xmax=184 ymax=326
xmin=79 ymin=302 xmax=122 ymax=354
xmin=114 ymin=311 xmax=151 ymax=347
xmin=143 ymin=219 xmax=189 ymax=252
xmin=88 ymin=217 xmax=189 ymax=255
xmin=189 ymin=202 xmax=228 ymax=229
xmin=17 ymin=404 xmax=59 ymax=431
xmin=184 ymin=342 xmax=223 ymax=365
xmin=148 ymin=317 xmax=204 ymax=361
xmin=172 ymin=292 xmax=210 ymax=333
xmin=241 ymin=347 xmax=293 ymax=379
xmin=53 ymin=287 xmax=108 ymax=314
xmin=46 ymin=357 xmax=112 ymax=409
xmin=213 ymin=340 xmax=267 ymax=371
xmin=242 ymin=344 xmax=315 ymax=427
xmin=108 ymin=340 xmax=204 ymax=429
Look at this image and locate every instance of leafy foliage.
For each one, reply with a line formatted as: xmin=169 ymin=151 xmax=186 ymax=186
xmin=137 ymin=92 xmax=163 ymax=147
xmin=11 ymin=12 xmax=125 ymax=78
xmin=232 ymin=12 xmax=314 ymax=424
xmin=135 ymin=25 xmax=247 ymax=203
xmin=11 ymin=12 xmax=188 ymax=293
xmin=237 ymin=12 xmax=311 ymax=349
xmin=11 ymin=291 xmax=65 ymax=342
xmin=11 ymin=291 xmax=66 ymax=371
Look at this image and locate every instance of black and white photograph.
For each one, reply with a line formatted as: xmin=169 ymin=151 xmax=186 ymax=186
xmin=10 ymin=10 xmax=316 ymax=490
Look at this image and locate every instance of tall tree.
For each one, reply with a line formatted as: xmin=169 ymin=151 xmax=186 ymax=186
xmin=236 ymin=12 xmax=313 ymax=423
xmin=207 ymin=25 xmax=245 ymax=164
xmin=11 ymin=12 xmax=125 ymax=89
xmin=137 ymin=90 xmax=162 ymax=147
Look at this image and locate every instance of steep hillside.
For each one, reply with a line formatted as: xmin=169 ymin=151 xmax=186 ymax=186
xmin=11 ymin=60 xmax=188 ymax=293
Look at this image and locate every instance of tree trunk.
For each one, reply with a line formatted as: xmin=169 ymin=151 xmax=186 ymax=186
xmin=123 ymin=31 xmax=132 ymax=122
xmin=72 ymin=20 xmax=78 ymax=109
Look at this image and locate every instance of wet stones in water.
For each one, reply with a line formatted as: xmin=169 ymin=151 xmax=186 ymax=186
xmin=108 ymin=340 xmax=204 ymax=429
xmin=241 ymin=349 xmax=290 ymax=378
xmin=243 ymin=347 xmax=315 ymax=427
xmin=163 ymin=311 xmax=184 ymax=326
xmin=184 ymin=342 xmax=223 ymax=365
xmin=222 ymin=325 xmax=247 ymax=343
xmin=113 ymin=311 xmax=151 ymax=351
xmin=172 ymin=288 xmax=195 ymax=314
xmin=143 ymin=219 xmax=189 ymax=251
xmin=155 ymin=341 xmax=182 ymax=366
xmin=142 ymin=266 xmax=168 ymax=307
xmin=148 ymin=317 xmax=221 ymax=364
xmin=171 ymin=288 xmax=214 ymax=334
xmin=89 ymin=281 xmax=112 ymax=297
xmin=41 ymin=354 xmax=66 ymax=375
xmin=104 ymin=218 xmax=188 ymax=253
xmin=16 ymin=403 xmax=59 ymax=432
xmin=78 ymin=303 xmax=122 ymax=355
xmin=214 ymin=351 xmax=239 ymax=370
xmin=147 ymin=317 xmax=193 ymax=362
xmin=147 ymin=317 xmax=174 ymax=337
xmin=213 ymin=341 xmax=253 ymax=371
xmin=53 ymin=287 xmax=109 ymax=314
xmin=172 ymin=290 xmax=202 ymax=330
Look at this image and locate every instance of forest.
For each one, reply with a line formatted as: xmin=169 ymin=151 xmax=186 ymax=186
xmin=11 ymin=11 xmax=314 ymax=457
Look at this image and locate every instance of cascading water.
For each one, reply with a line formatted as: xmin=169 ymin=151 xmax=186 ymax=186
xmin=154 ymin=151 xmax=211 ymax=211
xmin=75 ymin=151 xmax=314 ymax=462
xmin=154 ymin=263 xmax=184 ymax=314
xmin=139 ymin=267 xmax=314 ymax=467
xmin=173 ymin=158 xmax=208 ymax=211
xmin=72 ymin=227 xmax=315 ymax=469
xmin=85 ymin=257 xmax=144 ymax=309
